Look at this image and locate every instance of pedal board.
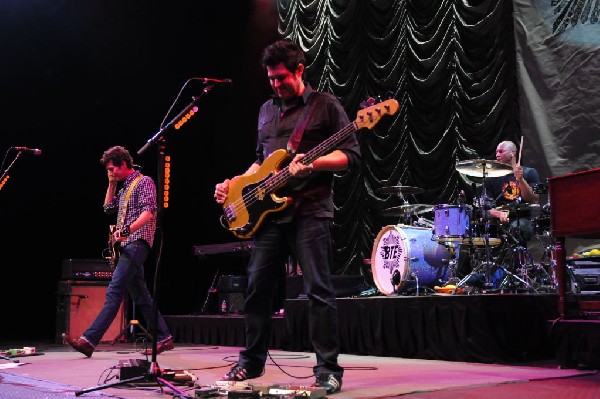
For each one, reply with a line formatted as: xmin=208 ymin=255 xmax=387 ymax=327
xmin=119 ymin=359 xmax=150 ymax=380
xmin=210 ymin=381 xmax=326 ymax=398
xmin=118 ymin=359 xmax=197 ymax=385
xmin=268 ymin=386 xmax=326 ymax=398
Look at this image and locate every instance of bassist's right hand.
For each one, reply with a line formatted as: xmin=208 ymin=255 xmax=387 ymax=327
xmin=214 ymin=179 xmax=230 ymax=204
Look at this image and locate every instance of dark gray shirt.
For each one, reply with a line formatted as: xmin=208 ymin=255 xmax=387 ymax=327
xmin=255 ymin=84 xmax=361 ymax=221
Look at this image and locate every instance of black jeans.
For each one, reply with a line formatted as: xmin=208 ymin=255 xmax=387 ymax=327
xmin=239 ymin=216 xmax=343 ymax=379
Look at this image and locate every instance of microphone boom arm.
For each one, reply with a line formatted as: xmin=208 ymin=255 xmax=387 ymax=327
xmin=137 ymin=86 xmax=214 ymax=156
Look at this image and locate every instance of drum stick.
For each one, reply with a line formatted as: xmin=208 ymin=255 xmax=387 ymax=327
xmin=517 ymin=136 xmax=523 ymax=166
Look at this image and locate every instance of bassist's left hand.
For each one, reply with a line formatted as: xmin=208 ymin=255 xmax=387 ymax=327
xmin=289 ymin=154 xmax=313 ymax=178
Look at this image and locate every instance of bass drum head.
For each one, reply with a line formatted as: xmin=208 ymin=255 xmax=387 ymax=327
xmin=371 ymin=224 xmax=451 ymax=295
xmin=371 ymin=225 xmax=408 ymax=295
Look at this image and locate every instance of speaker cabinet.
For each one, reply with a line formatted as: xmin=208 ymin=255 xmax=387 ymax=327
xmin=55 ymin=280 xmax=125 ymax=344
xmin=218 ymin=292 xmax=245 ymax=314
xmin=217 ymin=275 xmax=246 ymax=313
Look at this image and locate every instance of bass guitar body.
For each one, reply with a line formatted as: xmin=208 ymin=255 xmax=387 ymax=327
xmin=221 ymin=149 xmax=292 ymax=239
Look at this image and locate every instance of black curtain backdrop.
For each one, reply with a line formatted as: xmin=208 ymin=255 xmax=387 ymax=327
xmin=278 ymin=0 xmax=521 ymax=275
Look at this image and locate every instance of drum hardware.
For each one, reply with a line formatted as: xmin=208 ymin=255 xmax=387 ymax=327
xmin=532 ymin=182 xmax=548 ymax=194
xmin=377 ymin=185 xmax=425 ymax=195
xmin=527 ymin=234 xmax=559 ymax=293
xmin=454 ymin=158 xmax=513 ymax=291
xmin=455 ymin=159 xmax=513 ymax=178
xmin=494 ymin=203 xmax=541 ymax=213
xmin=391 ymin=270 xmax=420 ymax=296
xmin=414 ymin=216 xmax=434 ymax=229
xmin=381 ymin=204 xmax=433 ymax=216
xmin=489 ymin=224 xmax=540 ymax=293
xmin=440 ymin=244 xmax=460 ymax=286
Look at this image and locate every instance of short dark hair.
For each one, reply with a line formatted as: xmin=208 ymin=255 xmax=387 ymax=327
xmin=261 ymin=40 xmax=306 ymax=73
xmin=100 ymin=146 xmax=134 ymax=168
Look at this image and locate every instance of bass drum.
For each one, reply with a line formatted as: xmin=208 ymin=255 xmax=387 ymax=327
xmin=371 ymin=225 xmax=451 ymax=295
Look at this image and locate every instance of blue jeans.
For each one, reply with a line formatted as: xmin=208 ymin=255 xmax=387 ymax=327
xmin=83 ymin=240 xmax=171 ymax=346
xmin=239 ymin=217 xmax=343 ymax=379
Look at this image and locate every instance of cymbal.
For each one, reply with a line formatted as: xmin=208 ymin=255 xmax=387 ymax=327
xmin=495 ymin=203 xmax=540 ymax=213
xmin=377 ymin=185 xmax=425 ymax=195
xmin=455 ymin=159 xmax=512 ymax=177
xmin=381 ymin=204 xmax=433 ymax=216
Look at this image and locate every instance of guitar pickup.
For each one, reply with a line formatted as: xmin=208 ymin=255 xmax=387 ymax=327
xmin=224 ymin=205 xmax=236 ymax=222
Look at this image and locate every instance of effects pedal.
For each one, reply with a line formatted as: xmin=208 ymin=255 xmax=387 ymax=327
xmin=268 ymin=385 xmax=326 ymax=398
xmin=194 ymin=386 xmax=219 ymax=398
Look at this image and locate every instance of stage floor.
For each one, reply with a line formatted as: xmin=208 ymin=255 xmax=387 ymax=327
xmin=0 ymin=342 xmax=598 ymax=399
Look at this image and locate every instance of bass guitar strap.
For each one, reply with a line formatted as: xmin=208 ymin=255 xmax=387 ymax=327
xmin=286 ymin=92 xmax=318 ymax=154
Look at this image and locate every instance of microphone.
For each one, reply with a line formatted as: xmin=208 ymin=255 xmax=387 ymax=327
xmin=194 ymin=77 xmax=233 ymax=85
xmin=493 ymin=184 xmax=513 ymax=204
xmin=12 ymin=147 xmax=42 ymax=155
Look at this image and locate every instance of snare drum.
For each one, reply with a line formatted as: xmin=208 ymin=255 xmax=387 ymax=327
xmin=371 ymin=225 xmax=451 ymax=295
xmin=463 ymin=219 xmax=503 ymax=247
xmin=432 ymin=204 xmax=471 ymax=243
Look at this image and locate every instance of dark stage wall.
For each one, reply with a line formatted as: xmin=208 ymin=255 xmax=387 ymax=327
xmin=1 ymin=1 xmax=279 ymax=341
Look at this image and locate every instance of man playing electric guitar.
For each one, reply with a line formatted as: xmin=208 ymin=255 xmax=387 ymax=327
xmin=213 ymin=40 xmax=361 ymax=395
xmin=63 ymin=146 xmax=174 ymax=357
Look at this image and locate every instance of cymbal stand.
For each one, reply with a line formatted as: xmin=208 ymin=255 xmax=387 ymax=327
xmin=442 ymin=243 xmax=460 ymax=286
xmin=495 ymin=224 xmax=539 ymax=292
xmin=453 ymin=164 xmax=505 ymax=292
xmin=452 ymin=209 xmax=494 ymax=293
xmin=396 ymin=192 xmax=412 ymax=226
xmin=535 ymin=238 xmax=560 ymax=292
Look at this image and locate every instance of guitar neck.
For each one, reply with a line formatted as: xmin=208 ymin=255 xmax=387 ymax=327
xmin=267 ymin=121 xmax=358 ymax=190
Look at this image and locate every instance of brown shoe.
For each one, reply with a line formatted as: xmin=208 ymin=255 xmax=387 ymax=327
xmin=62 ymin=333 xmax=94 ymax=357
xmin=143 ymin=337 xmax=174 ymax=355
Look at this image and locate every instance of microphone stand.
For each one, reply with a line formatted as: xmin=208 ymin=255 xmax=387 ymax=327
xmin=0 ymin=151 xmax=23 ymax=190
xmin=75 ymin=85 xmax=217 ymax=397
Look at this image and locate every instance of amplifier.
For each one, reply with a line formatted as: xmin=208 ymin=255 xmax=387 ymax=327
xmin=217 ymin=275 xmax=247 ymax=292
xmin=55 ymin=280 xmax=125 ymax=344
xmin=62 ymin=258 xmax=113 ymax=280
xmin=568 ymin=256 xmax=600 ymax=294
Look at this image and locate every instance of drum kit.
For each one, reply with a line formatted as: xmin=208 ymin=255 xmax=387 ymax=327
xmin=370 ymin=159 xmax=557 ymax=296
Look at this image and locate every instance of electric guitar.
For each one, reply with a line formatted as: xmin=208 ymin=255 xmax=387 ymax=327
xmin=102 ymin=224 xmax=120 ymax=270
xmin=220 ymin=98 xmax=400 ymax=239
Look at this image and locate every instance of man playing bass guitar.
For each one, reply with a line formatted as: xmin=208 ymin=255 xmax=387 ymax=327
xmin=214 ymin=40 xmax=361 ymax=395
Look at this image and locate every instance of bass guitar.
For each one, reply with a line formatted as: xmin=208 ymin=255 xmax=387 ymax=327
xmin=220 ymin=98 xmax=399 ymax=239
xmin=102 ymin=224 xmax=120 ymax=270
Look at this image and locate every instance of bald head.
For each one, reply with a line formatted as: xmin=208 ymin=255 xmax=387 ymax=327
xmin=496 ymin=141 xmax=517 ymax=164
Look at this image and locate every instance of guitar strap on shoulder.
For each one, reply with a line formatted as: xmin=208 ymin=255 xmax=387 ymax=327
xmin=118 ymin=173 xmax=143 ymax=229
xmin=286 ymin=92 xmax=319 ymax=154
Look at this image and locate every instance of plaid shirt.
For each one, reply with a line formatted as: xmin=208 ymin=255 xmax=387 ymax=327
xmin=103 ymin=170 xmax=157 ymax=248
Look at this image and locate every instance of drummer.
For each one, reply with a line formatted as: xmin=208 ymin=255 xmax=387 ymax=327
xmin=485 ymin=140 xmax=540 ymax=242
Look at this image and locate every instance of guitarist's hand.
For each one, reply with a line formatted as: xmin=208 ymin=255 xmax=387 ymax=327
xmin=289 ymin=154 xmax=313 ymax=178
xmin=214 ymin=179 xmax=230 ymax=204
xmin=113 ymin=229 xmax=128 ymax=243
